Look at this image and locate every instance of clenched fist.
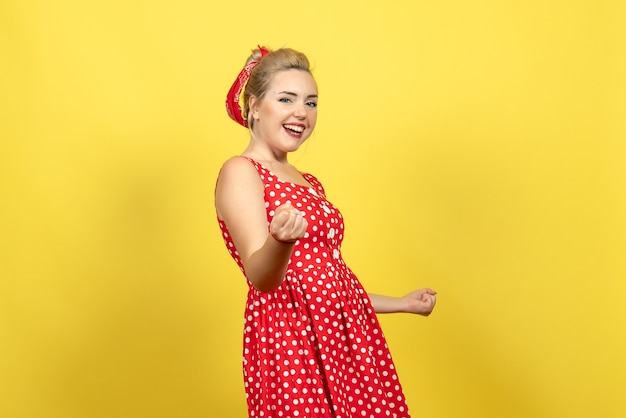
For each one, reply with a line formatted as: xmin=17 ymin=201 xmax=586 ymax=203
xmin=403 ymin=288 xmax=437 ymax=316
xmin=269 ymin=203 xmax=308 ymax=244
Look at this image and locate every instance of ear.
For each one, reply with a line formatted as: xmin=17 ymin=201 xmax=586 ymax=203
xmin=249 ymin=96 xmax=261 ymax=120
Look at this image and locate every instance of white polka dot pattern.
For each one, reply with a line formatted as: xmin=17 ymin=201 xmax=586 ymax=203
xmin=218 ymin=158 xmax=410 ymax=417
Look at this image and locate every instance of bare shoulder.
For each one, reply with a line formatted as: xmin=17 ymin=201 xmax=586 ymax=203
xmin=217 ymin=156 xmax=262 ymax=189
xmin=219 ymin=156 xmax=255 ymax=179
xmin=215 ymin=156 xmax=264 ymax=218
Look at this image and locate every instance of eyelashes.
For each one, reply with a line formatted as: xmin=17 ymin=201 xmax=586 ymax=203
xmin=278 ymin=97 xmax=318 ymax=108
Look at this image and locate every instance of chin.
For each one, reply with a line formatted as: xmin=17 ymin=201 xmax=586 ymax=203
xmin=281 ymin=138 xmax=308 ymax=152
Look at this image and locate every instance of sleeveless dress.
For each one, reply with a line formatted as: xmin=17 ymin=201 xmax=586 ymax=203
xmin=218 ymin=157 xmax=410 ymax=418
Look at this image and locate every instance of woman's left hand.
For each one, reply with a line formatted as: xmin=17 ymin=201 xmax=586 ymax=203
xmin=403 ymin=288 xmax=437 ymax=316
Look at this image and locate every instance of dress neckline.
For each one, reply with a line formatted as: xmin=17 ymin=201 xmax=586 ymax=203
xmin=242 ymin=156 xmax=316 ymax=191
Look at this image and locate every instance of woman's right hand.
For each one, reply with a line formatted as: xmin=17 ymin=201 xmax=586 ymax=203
xmin=269 ymin=203 xmax=308 ymax=244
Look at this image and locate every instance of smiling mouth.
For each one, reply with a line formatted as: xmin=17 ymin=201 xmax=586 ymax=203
xmin=283 ymin=124 xmax=304 ymax=134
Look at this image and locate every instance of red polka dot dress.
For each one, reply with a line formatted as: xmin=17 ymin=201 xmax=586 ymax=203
xmin=218 ymin=158 xmax=410 ymax=418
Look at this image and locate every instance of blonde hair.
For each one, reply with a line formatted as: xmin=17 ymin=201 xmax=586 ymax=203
xmin=242 ymin=47 xmax=312 ymax=130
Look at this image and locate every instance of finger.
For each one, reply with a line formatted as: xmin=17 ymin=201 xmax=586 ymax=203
xmin=273 ymin=210 xmax=292 ymax=228
xmin=275 ymin=212 xmax=294 ymax=234
xmin=276 ymin=202 xmax=300 ymax=215
xmin=278 ymin=211 xmax=307 ymax=240
xmin=294 ymin=217 xmax=308 ymax=237
xmin=288 ymin=213 xmax=308 ymax=237
xmin=270 ymin=214 xmax=296 ymax=240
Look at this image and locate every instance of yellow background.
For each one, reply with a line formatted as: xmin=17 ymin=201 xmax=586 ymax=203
xmin=1 ymin=1 xmax=625 ymax=417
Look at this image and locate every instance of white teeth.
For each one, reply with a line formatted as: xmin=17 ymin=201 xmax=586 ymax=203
xmin=284 ymin=124 xmax=304 ymax=133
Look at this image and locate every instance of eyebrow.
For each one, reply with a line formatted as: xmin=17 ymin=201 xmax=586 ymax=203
xmin=278 ymin=91 xmax=318 ymax=99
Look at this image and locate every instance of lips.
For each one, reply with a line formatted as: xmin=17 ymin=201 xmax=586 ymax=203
xmin=283 ymin=123 xmax=305 ymax=137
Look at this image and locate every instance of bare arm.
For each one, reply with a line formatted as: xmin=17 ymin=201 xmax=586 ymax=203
xmin=215 ymin=157 xmax=307 ymax=292
xmin=368 ymin=289 xmax=437 ymax=315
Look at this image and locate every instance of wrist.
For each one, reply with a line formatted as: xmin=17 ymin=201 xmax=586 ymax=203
xmin=396 ymin=296 xmax=410 ymax=313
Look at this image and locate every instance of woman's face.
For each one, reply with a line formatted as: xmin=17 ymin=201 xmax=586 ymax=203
xmin=250 ymin=69 xmax=318 ymax=153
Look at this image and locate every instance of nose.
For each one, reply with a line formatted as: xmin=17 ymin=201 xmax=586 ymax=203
xmin=294 ymin=102 xmax=307 ymax=119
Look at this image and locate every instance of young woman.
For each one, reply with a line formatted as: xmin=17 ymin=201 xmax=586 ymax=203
xmin=216 ymin=45 xmax=437 ymax=418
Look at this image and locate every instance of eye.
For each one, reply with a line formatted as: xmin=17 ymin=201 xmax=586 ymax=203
xmin=279 ymin=97 xmax=292 ymax=103
xmin=306 ymin=101 xmax=318 ymax=108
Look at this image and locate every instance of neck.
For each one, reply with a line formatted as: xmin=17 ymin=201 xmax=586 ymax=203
xmin=243 ymin=136 xmax=289 ymax=164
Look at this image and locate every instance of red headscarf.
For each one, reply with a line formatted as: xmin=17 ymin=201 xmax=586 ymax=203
xmin=225 ymin=46 xmax=270 ymax=128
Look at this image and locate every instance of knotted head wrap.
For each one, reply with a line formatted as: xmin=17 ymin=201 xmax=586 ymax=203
xmin=225 ymin=45 xmax=270 ymax=128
